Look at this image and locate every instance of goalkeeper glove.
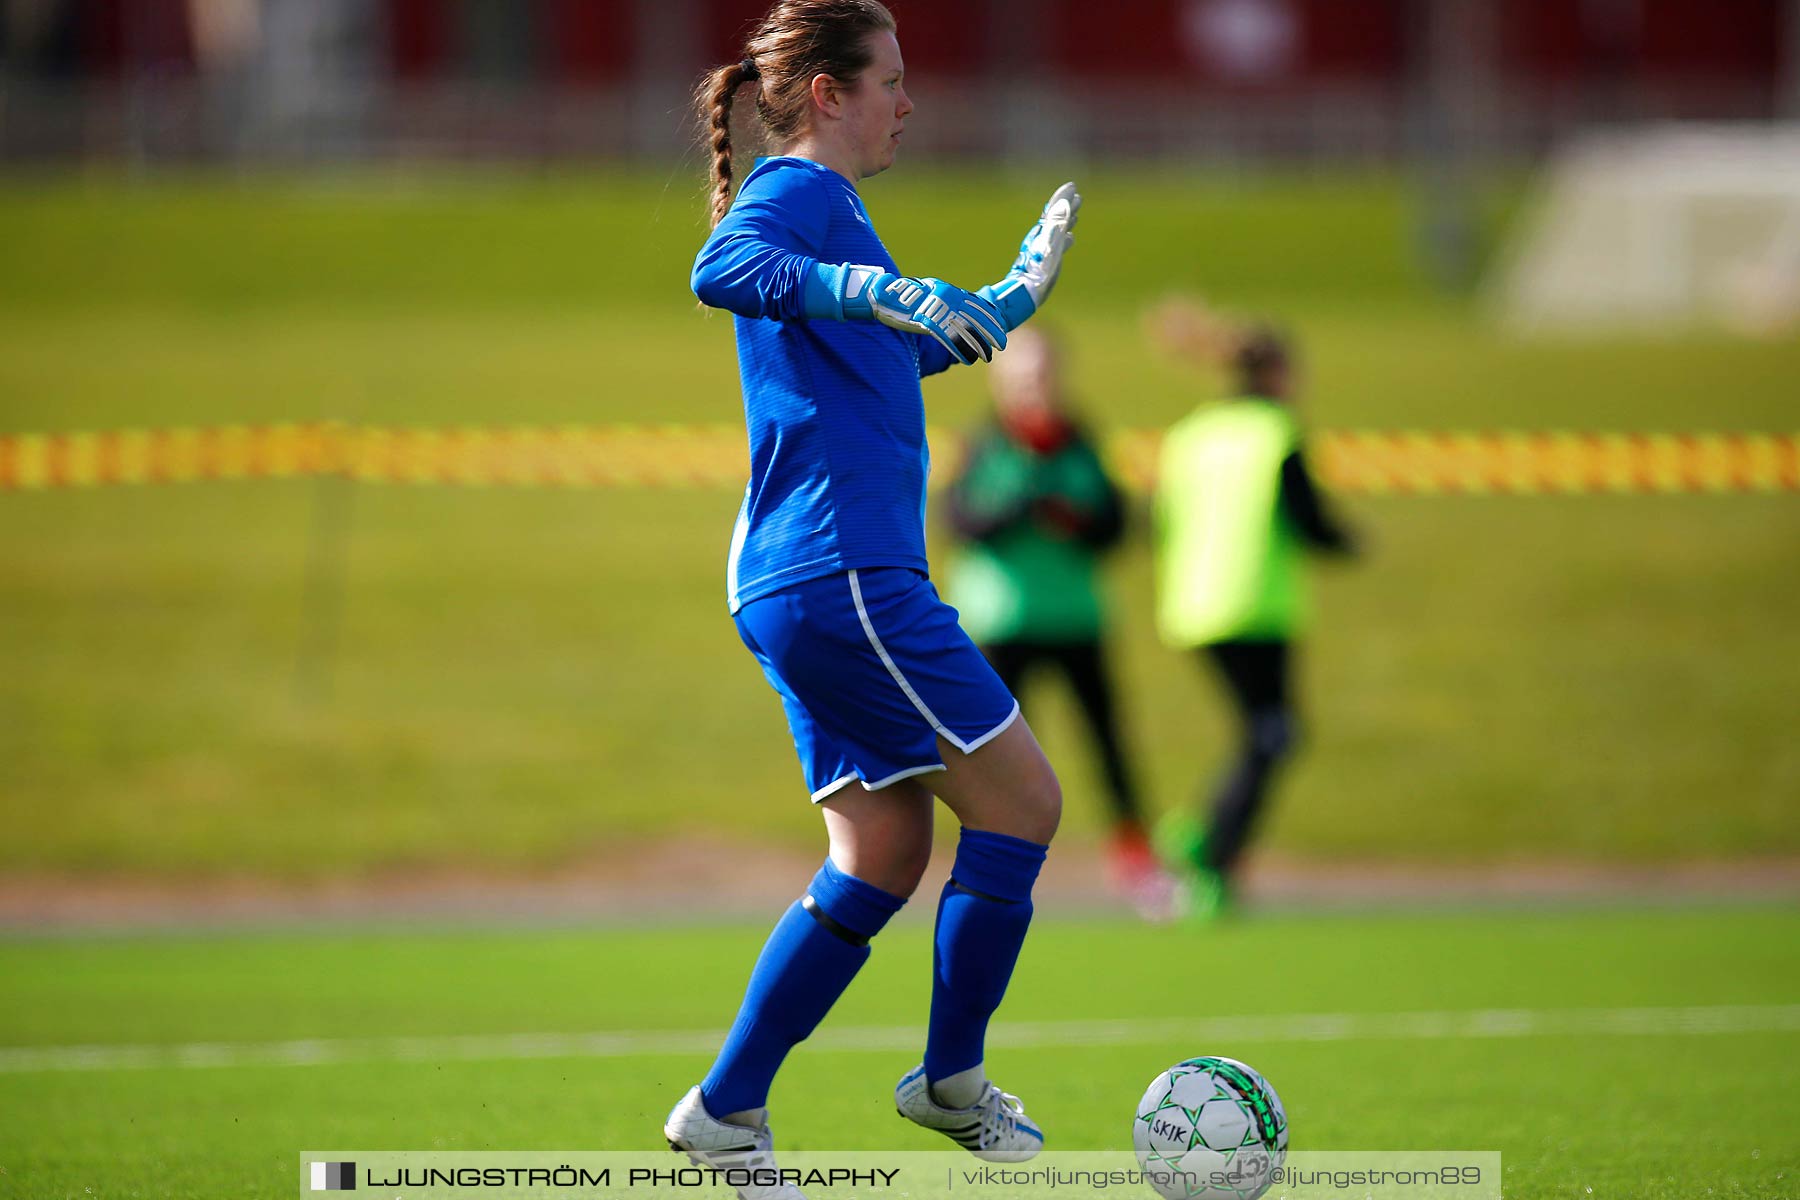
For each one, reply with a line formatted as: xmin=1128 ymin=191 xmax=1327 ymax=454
xmin=979 ymin=181 xmax=1082 ymax=332
xmin=808 ymin=264 xmax=1008 ymax=365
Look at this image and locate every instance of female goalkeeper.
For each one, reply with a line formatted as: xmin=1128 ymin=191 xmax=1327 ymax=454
xmin=663 ymin=1 xmax=1083 ymax=1191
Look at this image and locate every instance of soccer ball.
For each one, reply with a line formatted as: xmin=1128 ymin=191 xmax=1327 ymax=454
xmin=1133 ymin=1057 xmax=1288 ymax=1200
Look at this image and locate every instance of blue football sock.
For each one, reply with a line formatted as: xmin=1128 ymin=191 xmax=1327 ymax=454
xmin=924 ymin=828 xmax=1049 ymax=1086
xmin=700 ymin=859 xmax=905 ymax=1117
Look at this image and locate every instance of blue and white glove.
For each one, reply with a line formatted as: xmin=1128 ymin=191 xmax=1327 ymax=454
xmin=978 ymin=181 xmax=1082 ymax=332
xmin=807 ymin=264 xmax=1008 ymax=365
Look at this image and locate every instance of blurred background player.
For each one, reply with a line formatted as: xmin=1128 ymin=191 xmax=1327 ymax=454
xmin=943 ymin=327 xmax=1176 ymax=921
xmin=1148 ymin=299 xmax=1358 ymax=921
xmin=672 ymin=2 xmax=1082 ymax=1191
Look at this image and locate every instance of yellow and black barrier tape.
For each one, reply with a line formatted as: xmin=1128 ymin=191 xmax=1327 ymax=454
xmin=0 ymin=424 xmax=1795 ymax=495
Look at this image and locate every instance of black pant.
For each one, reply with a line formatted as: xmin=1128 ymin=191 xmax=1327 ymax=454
xmin=1200 ymin=640 xmax=1297 ymax=876
xmin=982 ymin=638 xmax=1144 ymax=829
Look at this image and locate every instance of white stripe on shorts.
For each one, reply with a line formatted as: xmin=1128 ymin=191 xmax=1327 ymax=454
xmin=847 ymin=569 xmax=971 ymax=753
xmin=859 ymin=762 xmax=948 ymax=792
xmin=963 ymin=699 xmax=1021 ymax=753
xmin=809 ymin=774 xmax=859 ymax=803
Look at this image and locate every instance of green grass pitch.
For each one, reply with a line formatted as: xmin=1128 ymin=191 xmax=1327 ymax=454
xmin=1 ymin=169 xmax=1797 ymax=874
xmin=1 ymin=169 xmax=1796 ymax=1194
xmin=2 ymin=907 xmax=1796 ymax=1198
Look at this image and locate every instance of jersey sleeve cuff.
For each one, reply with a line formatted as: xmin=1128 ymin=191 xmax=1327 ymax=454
xmin=804 ymin=263 xmax=889 ymax=321
xmin=979 ymin=277 xmax=1038 ymax=332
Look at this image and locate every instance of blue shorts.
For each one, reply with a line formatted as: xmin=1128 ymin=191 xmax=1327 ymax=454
xmin=734 ymin=567 xmax=1021 ymax=802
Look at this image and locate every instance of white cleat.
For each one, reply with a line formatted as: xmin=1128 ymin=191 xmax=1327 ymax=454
xmin=894 ymin=1064 xmax=1045 ymax=1162
xmin=664 ymin=1085 xmax=806 ymax=1200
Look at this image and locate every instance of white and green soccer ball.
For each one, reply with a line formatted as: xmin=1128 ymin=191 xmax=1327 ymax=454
xmin=1133 ymin=1057 xmax=1288 ymax=1200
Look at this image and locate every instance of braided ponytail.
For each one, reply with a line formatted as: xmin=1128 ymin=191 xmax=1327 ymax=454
xmin=697 ymin=61 xmax=758 ymax=230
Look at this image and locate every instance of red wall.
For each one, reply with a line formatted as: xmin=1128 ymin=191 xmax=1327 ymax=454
xmin=387 ymin=0 xmax=453 ymax=80
xmin=78 ymin=0 xmax=197 ymax=79
xmin=542 ymin=0 xmax=632 ymax=83
xmin=1500 ymin=0 xmax=1783 ymax=80
xmin=700 ymin=0 xmax=983 ymax=75
xmin=58 ymin=0 xmax=1794 ymax=93
xmin=1044 ymin=0 xmax=1406 ymax=84
xmin=387 ymin=0 xmax=633 ymax=84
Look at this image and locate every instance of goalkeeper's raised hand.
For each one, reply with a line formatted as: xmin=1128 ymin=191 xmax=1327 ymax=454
xmin=980 ymin=181 xmax=1082 ymax=332
xmin=807 ymin=264 xmax=1008 ymax=365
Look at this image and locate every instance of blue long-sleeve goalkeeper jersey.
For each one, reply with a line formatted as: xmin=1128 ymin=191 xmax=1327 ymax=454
xmin=691 ymin=156 xmax=957 ymax=612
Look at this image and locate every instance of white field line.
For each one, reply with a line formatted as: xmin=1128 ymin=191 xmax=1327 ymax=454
xmin=1 ymin=1004 xmax=1795 ymax=1075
